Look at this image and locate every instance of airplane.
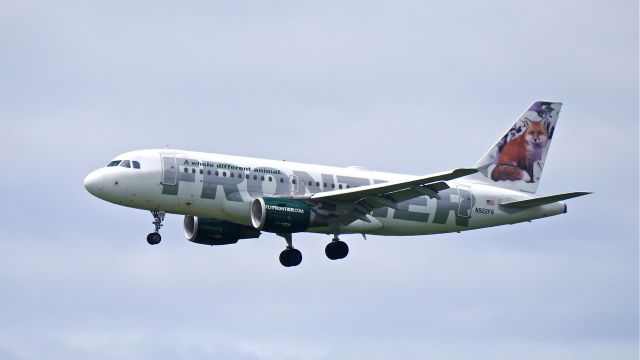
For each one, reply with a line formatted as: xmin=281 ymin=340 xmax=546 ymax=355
xmin=83 ymin=101 xmax=590 ymax=267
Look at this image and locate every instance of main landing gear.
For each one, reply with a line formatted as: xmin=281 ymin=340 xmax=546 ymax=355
xmin=325 ymin=217 xmax=348 ymax=260
xmin=276 ymin=232 xmax=350 ymax=267
xmin=325 ymin=236 xmax=349 ymax=260
xmin=146 ymin=210 xmax=165 ymax=245
xmin=277 ymin=233 xmax=302 ymax=267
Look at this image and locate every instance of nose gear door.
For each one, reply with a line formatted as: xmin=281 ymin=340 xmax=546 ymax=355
xmin=161 ymin=154 xmax=177 ymax=185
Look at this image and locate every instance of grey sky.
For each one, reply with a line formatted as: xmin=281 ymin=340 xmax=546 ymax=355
xmin=0 ymin=0 xmax=637 ymax=359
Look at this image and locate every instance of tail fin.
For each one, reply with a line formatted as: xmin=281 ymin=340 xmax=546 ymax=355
xmin=471 ymin=101 xmax=562 ymax=194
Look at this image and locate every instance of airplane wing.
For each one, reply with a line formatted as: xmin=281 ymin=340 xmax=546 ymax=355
xmin=302 ymin=168 xmax=478 ymax=224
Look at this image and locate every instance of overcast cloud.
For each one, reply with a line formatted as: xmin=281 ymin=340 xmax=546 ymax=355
xmin=0 ymin=1 xmax=637 ymax=359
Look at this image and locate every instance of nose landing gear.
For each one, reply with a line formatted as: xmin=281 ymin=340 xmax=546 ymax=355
xmin=147 ymin=210 xmax=165 ymax=245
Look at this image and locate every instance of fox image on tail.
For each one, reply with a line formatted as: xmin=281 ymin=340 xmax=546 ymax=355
xmin=491 ymin=118 xmax=550 ymax=183
xmin=471 ymin=101 xmax=560 ymax=194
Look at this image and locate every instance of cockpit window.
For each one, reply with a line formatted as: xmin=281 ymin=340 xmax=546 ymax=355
xmin=107 ymin=159 xmax=140 ymax=169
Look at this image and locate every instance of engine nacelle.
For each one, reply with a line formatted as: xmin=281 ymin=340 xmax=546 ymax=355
xmin=184 ymin=216 xmax=260 ymax=245
xmin=251 ymin=197 xmax=327 ymax=233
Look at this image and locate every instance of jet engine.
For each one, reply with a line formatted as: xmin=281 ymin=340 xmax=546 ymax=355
xmin=250 ymin=197 xmax=327 ymax=233
xmin=184 ymin=216 xmax=260 ymax=245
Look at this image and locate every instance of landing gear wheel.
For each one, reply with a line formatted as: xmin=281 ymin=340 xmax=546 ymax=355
xmin=147 ymin=210 xmax=165 ymax=245
xmin=276 ymin=233 xmax=302 ymax=267
xmin=147 ymin=232 xmax=161 ymax=245
xmin=326 ymin=218 xmax=348 ymax=261
xmin=325 ymin=242 xmax=337 ymax=260
xmin=279 ymin=248 xmax=302 ymax=267
xmin=325 ymin=240 xmax=348 ymax=260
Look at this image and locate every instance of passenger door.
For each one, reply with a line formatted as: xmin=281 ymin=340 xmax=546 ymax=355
xmin=161 ymin=154 xmax=177 ymax=185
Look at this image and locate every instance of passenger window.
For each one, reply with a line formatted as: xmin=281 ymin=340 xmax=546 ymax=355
xmin=184 ymin=167 xmax=188 ymax=173
xmin=269 ymin=176 xmax=272 ymax=182
xmin=120 ymin=160 xmax=131 ymax=168
xmin=292 ymin=179 xmax=297 ymax=185
xmin=316 ymin=181 xmax=320 ymax=187
xmin=280 ymin=177 xmax=284 ymax=183
xmin=246 ymin=174 xmax=250 ymax=179
xmin=192 ymin=168 xmax=196 ymax=174
xmin=230 ymin=172 xmax=235 ymax=178
xmin=339 ymin=184 xmax=343 ymax=189
xmin=223 ymin=171 xmax=227 ymax=177
xmin=207 ymin=170 xmax=211 ymax=175
xmin=308 ymin=181 xmax=312 ymax=186
xmin=261 ymin=175 xmax=265 ymax=181
xmin=132 ymin=161 xmax=141 ymax=169
xmin=253 ymin=175 xmax=257 ymax=180
xmin=331 ymin=184 xmax=335 ymax=188
xmin=199 ymin=169 xmax=203 ymax=174
xmin=323 ymin=182 xmax=327 ymax=188
xmin=215 ymin=171 xmax=219 ymax=176
xmin=107 ymin=160 xmax=121 ymax=167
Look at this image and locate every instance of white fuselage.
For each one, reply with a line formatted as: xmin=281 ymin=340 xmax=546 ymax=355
xmin=84 ymin=149 xmax=566 ymax=237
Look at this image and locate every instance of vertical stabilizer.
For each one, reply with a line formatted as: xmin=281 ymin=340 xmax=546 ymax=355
xmin=471 ymin=101 xmax=562 ymax=194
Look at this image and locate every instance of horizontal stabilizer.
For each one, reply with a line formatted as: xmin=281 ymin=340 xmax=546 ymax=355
xmin=500 ymin=191 xmax=592 ymax=209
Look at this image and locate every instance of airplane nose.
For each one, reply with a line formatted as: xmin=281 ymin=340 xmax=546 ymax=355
xmin=84 ymin=170 xmax=104 ymax=196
